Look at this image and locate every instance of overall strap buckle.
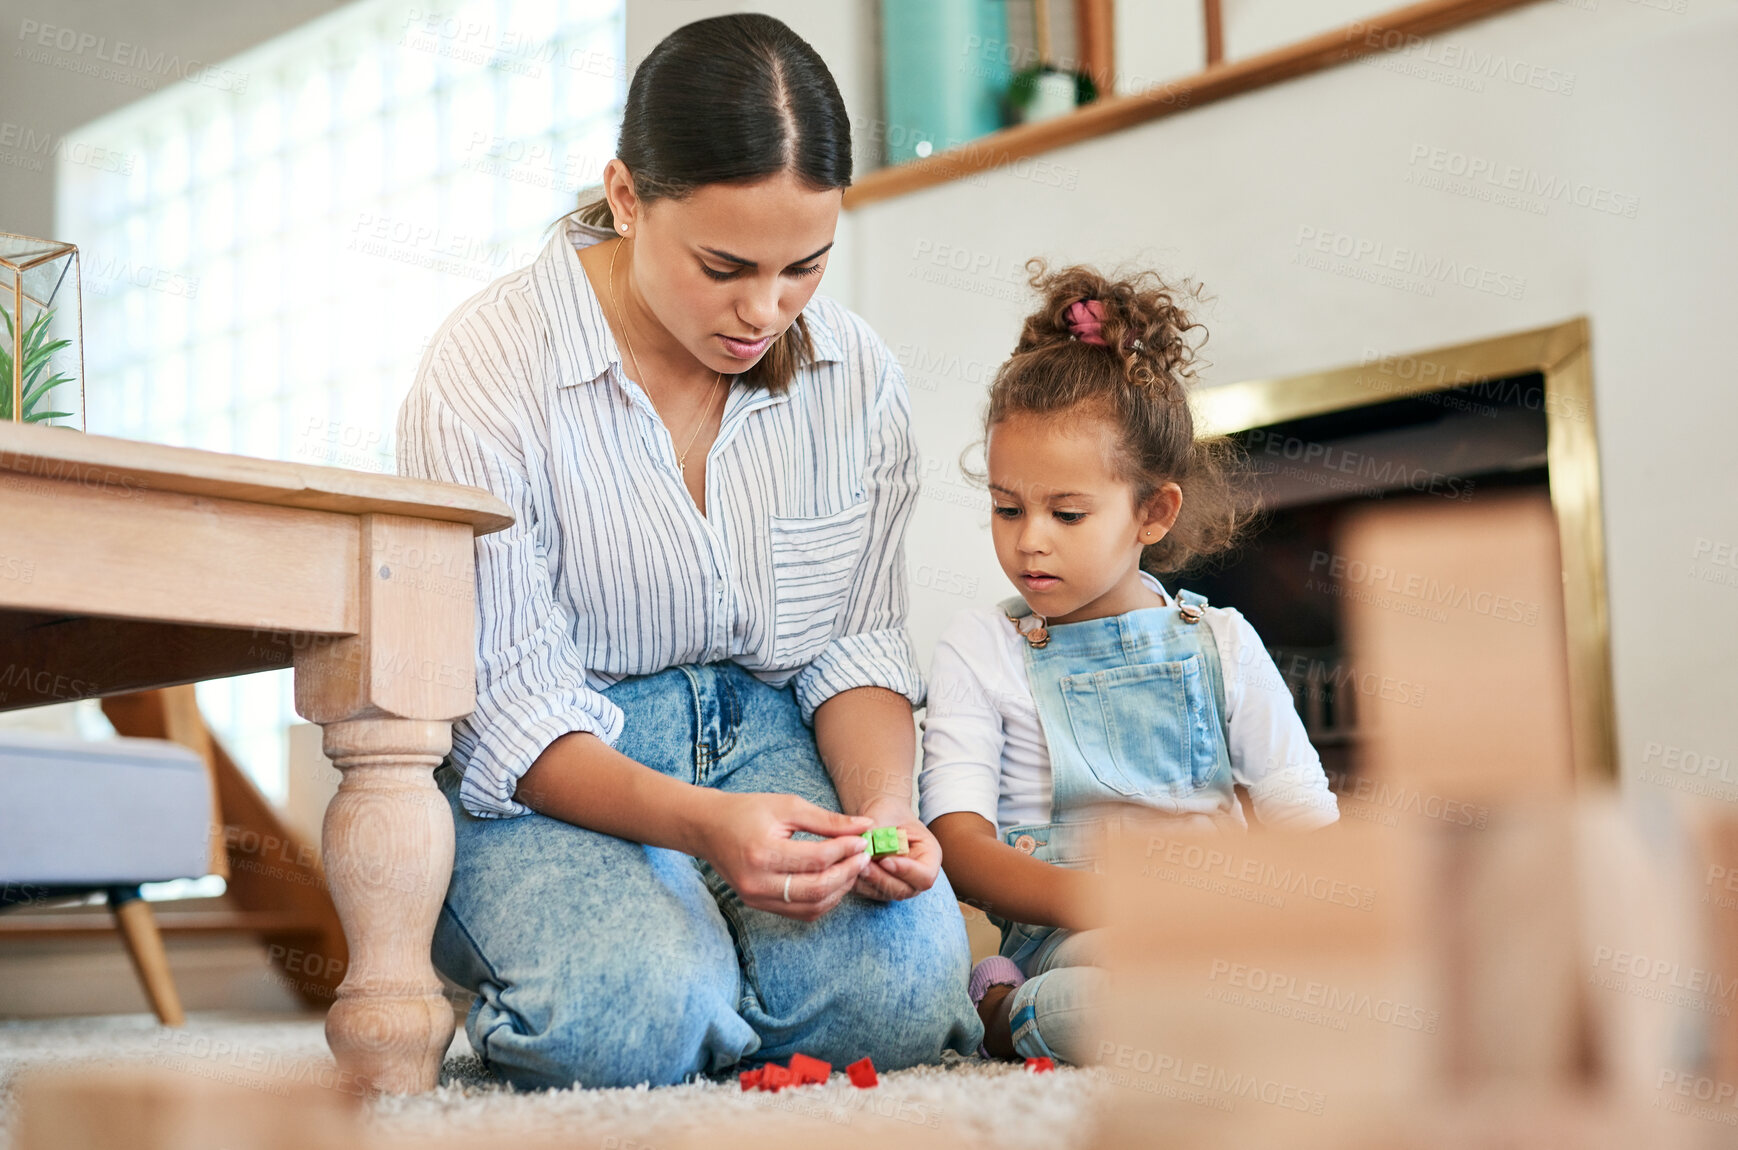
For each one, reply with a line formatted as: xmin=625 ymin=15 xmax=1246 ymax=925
xmin=999 ymin=595 xmax=1050 ymax=647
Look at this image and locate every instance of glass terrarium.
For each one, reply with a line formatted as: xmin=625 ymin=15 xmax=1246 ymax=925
xmin=0 ymin=232 xmax=85 ymax=430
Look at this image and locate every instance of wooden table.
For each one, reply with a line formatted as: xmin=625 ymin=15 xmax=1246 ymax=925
xmin=0 ymin=420 xmax=512 ymax=1093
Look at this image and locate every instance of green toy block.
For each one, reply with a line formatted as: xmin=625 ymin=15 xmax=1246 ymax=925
xmin=862 ymin=826 xmax=910 ymax=858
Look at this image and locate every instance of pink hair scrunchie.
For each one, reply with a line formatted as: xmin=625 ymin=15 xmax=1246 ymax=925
xmin=1064 ymin=299 xmax=1108 ymax=346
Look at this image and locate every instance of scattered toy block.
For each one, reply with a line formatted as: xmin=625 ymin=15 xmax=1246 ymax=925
xmin=846 ymin=1056 xmax=879 ymax=1088
xmin=738 ymin=1067 xmax=762 ymax=1091
xmin=863 ymin=826 xmax=910 ymax=858
xmin=758 ymin=1064 xmax=795 ymax=1091
xmin=788 ymin=1053 xmax=831 ymax=1084
xmin=1025 ymin=1056 xmax=1055 ymax=1073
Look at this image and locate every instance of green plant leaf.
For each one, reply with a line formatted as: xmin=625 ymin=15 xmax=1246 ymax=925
xmin=0 ymin=303 xmax=77 ymax=424
xmin=23 ymin=370 xmax=71 ymax=411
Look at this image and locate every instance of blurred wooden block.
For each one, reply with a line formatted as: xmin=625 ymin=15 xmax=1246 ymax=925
xmin=1432 ymin=805 xmax=1586 ymax=1088
xmin=1089 ymin=799 xmax=1705 ymax=1145
xmin=1090 ymin=813 xmax=1438 ymax=1142
xmin=1338 ymin=489 xmax=1576 ymax=807
xmin=16 ymin=1065 xmax=359 ymax=1150
xmin=14 ymin=1062 xmax=975 ymax=1150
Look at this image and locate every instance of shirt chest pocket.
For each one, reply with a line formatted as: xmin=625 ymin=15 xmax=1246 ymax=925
xmin=1057 ymin=657 xmax=1219 ymax=799
xmin=766 ymin=499 xmax=871 ymax=666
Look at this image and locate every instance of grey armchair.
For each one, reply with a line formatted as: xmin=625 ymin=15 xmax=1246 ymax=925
xmin=0 ymin=728 xmax=214 ymax=1025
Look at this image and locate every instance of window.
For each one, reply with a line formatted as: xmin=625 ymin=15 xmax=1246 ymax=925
xmin=57 ymin=0 xmax=625 ymax=799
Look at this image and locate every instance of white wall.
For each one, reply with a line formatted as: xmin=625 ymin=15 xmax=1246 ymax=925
xmin=0 ymin=0 xmax=345 ymax=238
xmin=837 ymin=0 xmax=1737 ymax=799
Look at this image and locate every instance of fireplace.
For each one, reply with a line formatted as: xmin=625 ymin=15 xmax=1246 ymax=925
xmin=1183 ymin=319 xmax=1612 ymax=809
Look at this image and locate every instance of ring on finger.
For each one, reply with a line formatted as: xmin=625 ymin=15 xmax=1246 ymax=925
xmin=783 ymin=873 xmax=792 ymax=903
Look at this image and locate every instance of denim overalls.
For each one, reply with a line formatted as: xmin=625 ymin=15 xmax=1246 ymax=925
xmin=988 ymin=588 xmax=1242 ymax=970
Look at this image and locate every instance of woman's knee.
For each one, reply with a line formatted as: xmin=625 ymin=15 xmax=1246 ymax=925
xmin=825 ymin=889 xmax=979 ymax=1065
xmin=472 ymin=957 xmax=744 ymax=1089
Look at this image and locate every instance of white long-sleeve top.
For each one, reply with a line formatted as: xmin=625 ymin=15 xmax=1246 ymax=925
xmin=397 ymin=217 xmax=924 ymax=819
xmin=918 ymin=573 xmax=1339 ymax=834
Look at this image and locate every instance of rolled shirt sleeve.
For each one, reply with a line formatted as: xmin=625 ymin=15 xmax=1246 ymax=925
xmin=790 ymin=348 xmax=926 ymax=722
xmin=397 ymin=348 xmax=623 ymax=819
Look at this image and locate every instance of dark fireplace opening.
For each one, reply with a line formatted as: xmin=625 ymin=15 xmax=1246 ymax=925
xmin=1180 ymin=371 xmax=1555 ymax=806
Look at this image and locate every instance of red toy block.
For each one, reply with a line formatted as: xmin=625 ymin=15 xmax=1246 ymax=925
xmin=1024 ymin=1056 xmax=1055 ymax=1073
xmin=759 ymin=1064 xmax=795 ymax=1091
xmin=739 ymin=1067 xmax=763 ymax=1091
xmin=788 ymin=1053 xmax=831 ymax=1084
xmin=846 ymin=1056 xmax=878 ymax=1088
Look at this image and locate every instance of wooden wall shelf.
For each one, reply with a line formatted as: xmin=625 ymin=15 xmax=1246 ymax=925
xmin=845 ymin=0 xmax=1545 ymax=210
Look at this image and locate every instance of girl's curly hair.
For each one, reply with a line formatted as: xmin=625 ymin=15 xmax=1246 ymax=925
xmin=975 ymin=259 xmax=1251 ymax=574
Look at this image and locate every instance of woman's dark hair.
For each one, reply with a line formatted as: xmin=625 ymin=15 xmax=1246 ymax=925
xmin=573 ymin=13 xmax=851 ymax=393
xmin=972 ymin=260 xmax=1251 ymax=575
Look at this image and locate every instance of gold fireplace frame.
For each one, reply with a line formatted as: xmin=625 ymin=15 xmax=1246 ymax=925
xmin=1194 ymin=318 xmax=1614 ymax=787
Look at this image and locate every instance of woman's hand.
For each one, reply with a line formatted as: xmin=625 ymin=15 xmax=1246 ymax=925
xmin=695 ymin=791 xmax=876 ymax=922
xmin=849 ymin=796 xmax=941 ymax=903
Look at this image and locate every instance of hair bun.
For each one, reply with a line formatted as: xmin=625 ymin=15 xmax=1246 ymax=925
xmin=1014 ymin=260 xmax=1204 ymax=398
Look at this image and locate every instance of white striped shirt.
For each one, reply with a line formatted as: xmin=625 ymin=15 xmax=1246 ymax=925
xmin=397 ymin=217 xmax=923 ymax=819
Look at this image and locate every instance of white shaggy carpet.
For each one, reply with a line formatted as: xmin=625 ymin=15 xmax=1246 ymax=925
xmin=0 ymin=1012 xmax=1108 ymax=1148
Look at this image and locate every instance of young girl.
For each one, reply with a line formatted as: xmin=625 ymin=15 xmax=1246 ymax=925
xmin=918 ymin=263 xmax=1340 ymax=1068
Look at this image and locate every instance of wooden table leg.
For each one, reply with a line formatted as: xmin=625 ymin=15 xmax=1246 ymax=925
xmin=319 ymin=717 xmax=455 ymax=1095
xmin=294 ymin=513 xmax=478 ymax=1094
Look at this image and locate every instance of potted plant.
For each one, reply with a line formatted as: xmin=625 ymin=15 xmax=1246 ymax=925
xmin=0 ymin=233 xmax=84 ymax=430
xmin=0 ymin=306 xmax=76 ymax=423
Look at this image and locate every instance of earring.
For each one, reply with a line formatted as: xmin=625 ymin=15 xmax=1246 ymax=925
xmin=618 ymin=223 xmax=628 ymax=234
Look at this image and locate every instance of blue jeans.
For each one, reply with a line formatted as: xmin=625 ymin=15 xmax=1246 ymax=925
xmin=1001 ymin=924 xmax=1107 ymax=1066
xmin=430 ymin=662 xmax=983 ymax=1089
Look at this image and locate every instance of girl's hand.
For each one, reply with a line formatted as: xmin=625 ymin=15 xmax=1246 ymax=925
xmin=850 ymin=797 xmax=941 ymax=902
xmin=695 ymin=792 xmax=875 ymax=922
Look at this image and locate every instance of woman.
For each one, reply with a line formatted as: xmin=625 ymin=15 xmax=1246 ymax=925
xmin=397 ymin=13 xmax=982 ymax=1089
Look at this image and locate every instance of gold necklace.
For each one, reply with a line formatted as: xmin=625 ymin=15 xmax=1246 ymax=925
xmin=608 ymin=237 xmax=724 ymax=473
